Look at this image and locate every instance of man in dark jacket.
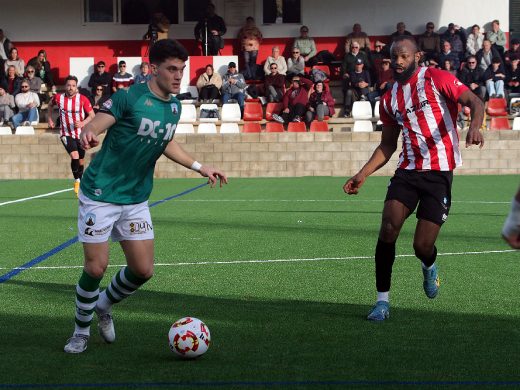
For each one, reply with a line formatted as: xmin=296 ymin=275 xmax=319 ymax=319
xmin=88 ymin=61 xmax=112 ymax=96
xmin=194 ymin=3 xmax=226 ymax=55
xmin=344 ymin=58 xmax=371 ymax=117
xmin=457 ymin=55 xmax=486 ymax=101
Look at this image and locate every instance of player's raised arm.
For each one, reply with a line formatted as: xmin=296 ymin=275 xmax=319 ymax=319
xmin=80 ymin=112 xmax=115 ymax=150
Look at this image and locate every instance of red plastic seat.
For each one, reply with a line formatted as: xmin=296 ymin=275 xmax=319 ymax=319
xmin=287 ymin=122 xmax=307 ymax=132
xmin=489 ymin=117 xmax=511 ymax=130
xmin=243 ymin=102 xmax=263 ymax=121
xmin=487 ymin=98 xmax=508 ymax=116
xmin=265 ymin=122 xmax=284 ymax=132
xmin=242 ymin=122 xmax=262 ymax=133
xmin=309 ymin=120 xmax=329 ymax=132
xmin=265 ymin=102 xmax=284 ymax=121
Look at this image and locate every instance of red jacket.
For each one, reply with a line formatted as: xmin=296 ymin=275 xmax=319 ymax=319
xmin=282 ymin=77 xmax=312 ymax=108
xmin=308 ymin=89 xmax=335 ymax=116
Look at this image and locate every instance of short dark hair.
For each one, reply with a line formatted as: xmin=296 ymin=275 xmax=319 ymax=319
xmin=492 ymin=56 xmax=502 ymax=64
xmin=390 ymin=36 xmax=418 ymax=54
xmin=118 ymin=60 xmax=126 ymax=66
xmin=65 ymin=75 xmax=78 ymax=83
xmin=149 ymin=39 xmax=189 ymax=66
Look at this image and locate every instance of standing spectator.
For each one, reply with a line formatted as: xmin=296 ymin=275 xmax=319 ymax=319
xmin=483 ymin=57 xmax=506 ymax=98
xmin=264 ymin=62 xmax=285 ymax=102
xmin=506 ymin=56 xmax=520 ymax=97
xmin=6 ymin=65 xmax=21 ymax=96
xmin=305 ymin=81 xmax=335 ymax=123
xmin=264 ymin=46 xmax=287 ymax=76
xmin=134 ymin=62 xmax=152 ymax=84
xmin=143 ymin=12 xmax=170 ymax=53
xmin=343 ymin=58 xmax=371 ymax=117
xmin=48 ymin=75 xmax=95 ymax=195
xmin=487 ymin=19 xmax=506 ymax=58
xmin=194 ymin=3 xmax=226 ymax=56
xmin=505 ymin=38 xmax=520 ymax=65
xmin=390 ymin=22 xmax=412 ymax=42
xmin=196 ymin=64 xmax=222 ymax=103
xmin=272 ymin=75 xmax=312 ymax=124
xmin=286 ymin=47 xmax=306 ymax=80
xmin=0 ymin=29 xmax=13 ymax=61
xmin=438 ymin=41 xmax=460 ymax=71
xmin=89 ymin=85 xmax=109 ymax=113
xmin=465 ymin=25 xmax=484 ymax=58
xmin=477 ymin=40 xmax=502 ymax=71
xmin=221 ymin=62 xmax=247 ymax=116
xmin=457 ymin=56 xmax=486 ymax=101
xmin=88 ymin=61 xmax=112 ymax=96
xmin=111 ymin=60 xmax=134 ymax=93
xmin=418 ymin=22 xmax=441 ymax=62
xmin=237 ymin=17 xmax=263 ymax=80
xmin=441 ymin=23 xmax=465 ymax=62
xmin=27 ymin=49 xmax=55 ymax=93
xmin=294 ymin=26 xmax=317 ymax=65
xmin=5 ymin=47 xmax=24 ymax=77
xmin=0 ymin=82 xmax=15 ymax=126
xmin=345 ymin=23 xmax=371 ymax=53
xmin=12 ymin=79 xmax=39 ymax=129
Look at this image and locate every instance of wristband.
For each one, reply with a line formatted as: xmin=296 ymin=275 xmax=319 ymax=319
xmin=190 ymin=161 xmax=202 ymax=172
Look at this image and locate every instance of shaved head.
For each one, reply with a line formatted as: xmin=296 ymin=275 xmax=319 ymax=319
xmin=390 ymin=37 xmax=421 ymax=83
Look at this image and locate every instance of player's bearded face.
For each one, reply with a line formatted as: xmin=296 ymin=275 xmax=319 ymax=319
xmin=66 ymin=82 xmax=78 ymax=96
xmin=391 ymin=46 xmax=419 ymax=83
xmin=153 ymin=58 xmax=185 ymax=95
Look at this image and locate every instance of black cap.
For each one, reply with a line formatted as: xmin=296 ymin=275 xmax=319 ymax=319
xmin=228 ymin=61 xmax=236 ymax=68
xmin=355 ymin=58 xmax=364 ymax=65
xmin=96 ymin=61 xmax=105 ymax=67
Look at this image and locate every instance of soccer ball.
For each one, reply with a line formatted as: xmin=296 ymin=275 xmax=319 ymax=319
xmin=168 ymin=317 xmax=211 ymax=358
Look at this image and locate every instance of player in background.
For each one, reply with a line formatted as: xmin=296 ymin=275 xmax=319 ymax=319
xmin=64 ymin=39 xmax=228 ymax=354
xmin=343 ymin=36 xmax=485 ymax=321
xmin=502 ymin=186 xmax=520 ymax=249
xmin=48 ymin=75 xmax=94 ymax=196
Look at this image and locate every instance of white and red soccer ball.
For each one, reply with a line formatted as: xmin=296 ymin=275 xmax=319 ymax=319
xmin=168 ymin=317 xmax=211 ymax=358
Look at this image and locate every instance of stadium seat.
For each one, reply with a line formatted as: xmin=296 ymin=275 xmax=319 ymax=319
xmin=352 ymin=101 xmax=373 ymax=120
xmin=221 ymin=103 xmax=242 ymax=122
xmin=15 ymin=126 xmax=35 ymax=135
xmin=219 ymin=122 xmax=240 ymax=133
xmin=243 ymin=102 xmax=263 ymax=121
xmin=199 ymin=103 xmax=219 ymax=122
xmin=175 ymin=123 xmax=195 ymax=134
xmin=352 ymin=120 xmax=373 ymax=132
xmin=287 ymin=122 xmax=307 ymax=132
xmin=197 ymin=123 xmax=217 ymax=134
xmin=265 ymin=122 xmax=284 ymax=132
xmin=179 ymin=104 xmax=196 ymax=123
xmin=242 ymin=122 xmax=262 ymax=133
xmin=309 ymin=120 xmax=329 ymax=132
xmin=0 ymin=127 xmax=12 ymax=135
xmin=373 ymin=100 xmax=380 ymax=119
xmin=512 ymin=117 xmax=520 ymax=130
xmin=265 ymin=102 xmax=283 ymax=121
xmin=486 ymin=98 xmax=508 ymax=116
xmin=489 ymin=117 xmax=511 ymax=130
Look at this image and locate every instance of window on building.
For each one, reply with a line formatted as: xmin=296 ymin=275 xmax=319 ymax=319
xmin=121 ymin=0 xmax=179 ymax=24
xmin=184 ymin=0 xmax=212 ymax=22
xmin=263 ymin=0 xmax=301 ymax=24
xmin=84 ymin=0 xmax=117 ymax=23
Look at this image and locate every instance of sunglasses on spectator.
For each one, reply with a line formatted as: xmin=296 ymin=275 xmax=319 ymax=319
xmin=468 ymin=61 xmax=476 ymax=64
xmin=427 ymin=26 xmax=434 ymax=29
xmin=120 ymin=64 xmax=126 ymax=67
xmin=21 ymin=85 xmax=29 ymax=89
xmin=96 ymin=88 xmax=104 ymax=91
xmin=292 ymin=51 xmax=300 ymax=54
xmin=27 ymin=71 xmax=34 ymax=73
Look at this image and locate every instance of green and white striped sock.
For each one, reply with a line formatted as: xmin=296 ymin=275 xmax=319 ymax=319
xmin=74 ymin=270 xmax=102 ymax=337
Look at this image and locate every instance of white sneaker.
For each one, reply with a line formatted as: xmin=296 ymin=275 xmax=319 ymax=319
xmin=22 ymin=121 xmax=31 ymax=126
xmin=64 ymin=334 xmax=89 ymax=354
xmin=0 ymin=119 xmax=4 ymax=126
xmin=272 ymin=114 xmax=284 ymax=124
xmin=97 ymin=311 xmax=116 ymax=343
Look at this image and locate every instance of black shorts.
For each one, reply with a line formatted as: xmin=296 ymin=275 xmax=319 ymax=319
xmin=385 ymin=169 xmax=453 ymax=226
xmin=60 ymin=136 xmax=85 ymax=158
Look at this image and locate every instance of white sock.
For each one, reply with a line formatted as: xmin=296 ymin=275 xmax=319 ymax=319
xmin=74 ymin=324 xmax=90 ymax=337
xmin=377 ymin=291 xmax=389 ymax=302
xmin=95 ymin=290 xmax=113 ymax=314
xmin=422 ymin=262 xmax=434 ymax=270
xmin=75 ymin=178 xmax=80 ymax=182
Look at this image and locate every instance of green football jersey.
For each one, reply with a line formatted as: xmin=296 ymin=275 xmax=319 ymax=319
xmin=80 ymin=82 xmax=182 ymax=204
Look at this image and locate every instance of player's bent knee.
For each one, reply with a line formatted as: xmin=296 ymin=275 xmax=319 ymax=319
xmin=131 ymin=265 xmax=154 ymax=280
xmin=379 ymin=220 xmax=400 ymax=242
xmin=413 ymin=242 xmax=434 ymax=260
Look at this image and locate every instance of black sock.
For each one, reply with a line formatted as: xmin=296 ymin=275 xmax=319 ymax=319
xmin=71 ymin=159 xmax=80 ymax=180
xmin=375 ymin=239 xmax=396 ymax=292
xmin=78 ymin=164 xmax=84 ymax=180
xmin=417 ymin=246 xmax=437 ymax=268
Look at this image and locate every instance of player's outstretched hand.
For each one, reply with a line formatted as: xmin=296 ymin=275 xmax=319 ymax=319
xmin=465 ymin=129 xmax=484 ymax=149
xmin=343 ymin=173 xmax=366 ymax=195
xmin=80 ymin=129 xmax=99 ymax=150
xmin=199 ymin=166 xmax=228 ymax=188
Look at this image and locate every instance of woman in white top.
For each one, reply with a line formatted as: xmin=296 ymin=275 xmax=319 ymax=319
xmin=12 ymin=79 xmax=39 ymax=128
xmin=466 ymin=24 xmax=484 ymax=57
xmin=263 ymin=46 xmax=287 ymax=75
xmin=4 ymin=47 xmax=25 ymax=77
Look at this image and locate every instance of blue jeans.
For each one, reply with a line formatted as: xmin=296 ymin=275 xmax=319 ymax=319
xmin=486 ymin=79 xmax=505 ymax=97
xmin=243 ymin=50 xmax=258 ymax=80
xmin=12 ymin=107 xmax=38 ymax=128
xmin=222 ymin=92 xmax=245 ymax=115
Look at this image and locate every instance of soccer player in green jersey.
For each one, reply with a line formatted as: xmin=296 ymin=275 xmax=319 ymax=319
xmin=64 ymin=39 xmax=228 ymax=354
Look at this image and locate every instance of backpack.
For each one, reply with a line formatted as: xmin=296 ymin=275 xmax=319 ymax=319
xmin=310 ymin=68 xmax=328 ymax=83
xmin=200 ymin=108 xmax=220 ymax=119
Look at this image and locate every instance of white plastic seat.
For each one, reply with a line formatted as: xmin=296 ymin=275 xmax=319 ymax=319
xmin=175 ymin=123 xmax=195 ymax=134
xmin=373 ymin=100 xmax=380 ymax=120
xmin=352 ymin=101 xmax=373 ymax=120
xmin=198 ymin=103 xmax=219 ymax=123
xmin=0 ymin=126 xmax=13 ymax=135
xmin=512 ymin=117 xmax=520 ymax=130
xmin=179 ymin=104 xmax=196 ymax=123
xmin=221 ymin=103 xmax=241 ymax=122
xmin=197 ymin=123 xmax=217 ymax=134
xmin=15 ymin=126 xmax=35 ymax=135
xmin=352 ymin=120 xmax=373 ymax=132
xmin=219 ymin=122 xmax=240 ymax=133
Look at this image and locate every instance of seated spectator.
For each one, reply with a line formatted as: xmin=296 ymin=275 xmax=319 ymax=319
xmin=345 ymin=23 xmax=371 ymax=53
xmin=264 ymin=46 xmax=287 ymax=76
xmin=368 ymin=58 xmax=393 ymax=104
xmin=221 ymin=61 xmax=247 ymax=116
xmin=465 ymin=24 xmax=484 ymax=58
xmin=24 ymin=65 xmax=45 ymax=103
xmin=342 ymin=41 xmax=370 ymax=76
xmin=27 ymin=49 xmax=55 ymax=92
xmin=506 ymin=56 xmax=520 ymax=96
xmin=6 ymin=65 xmax=21 ymax=96
xmin=505 ymin=38 xmax=520 ymax=65
xmin=196 ymin=64 xmax=222 ymax=103
xmin=343 ymin=58 xmax=371 ymax=117
xmin=264 ymin=62 xmax=285 ymax=103
xmin=305 ymin=81 xmax=335 ymax=123
xmin=477 ymin=39 xmax=501 ymax=71
xmin=442 ymin=60 xmax=457 ymax=76
xmin=0 ymin=29 xmax=13 ymax=61
xmin=286 ymin=47 xmax=306 ymax=80
xmin=483 ymin=57 xmax=506 ymax=98
xmin=88 ymin=61 xmax=112 ymax=96
xmin=438 ymin=41 xmax=460 ymax=71
xmin=112 ymin=60 xmax=134 ymax=92
xmin=457 ymin=55 xmax=486 ymax=101
xmin=293 ymin=26 xmax=317 ymax=65
xmin=487 ymin=19 xmax=506 ymax=58
xmin=12 ymin=79 xmax=39 ymax=128
xmin=134 ymin=62 xmax=152 ymax=84
xmin=369 ymin=41 xmax=387 ymax=80
xmin=238 ymin=16 xmax=263 ymax=80
xmin=418 ymin=22 xmax=440 ymax=62
xmin=0 ymin=57 xmax=5 ymax=86
xmin=390 ymin=22 xmax=412 ymax=42
xmin=0 ymin=82 xmax=15 ymax=126
xmin=440 ymin=23 xmax=465 ymax=61
xmin=4 ymin=47 xmax=24 ymax=77
xmin=272 ymin=75 xmax=312 ymax=124
xmin=89 ymin=85 xmax=110 ymax=113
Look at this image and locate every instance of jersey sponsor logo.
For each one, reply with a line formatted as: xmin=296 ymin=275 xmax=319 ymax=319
xmin=103 ymin=99 xmax=113 ymax=109
xmin=144 ymin=99 xmax=154 ymax=107
xmin=171 ymin=103 xmax=179 ymax=115
xmin=442 ymin=213 xmax=448 ymax=221
xmin=84 ymin=224 xmax=111 ymax=236
xmin=129 ymin=220 xmax=153 ymax=234
xmin=453 ymin=79 xmax=463 ymax=87
xmin=137 ymin=118 xmax=176 ymax=142
xmin=406 ymin=99 xmax=430 ymax=114
xmin=85 ymin=212 xmax=96 ymax=226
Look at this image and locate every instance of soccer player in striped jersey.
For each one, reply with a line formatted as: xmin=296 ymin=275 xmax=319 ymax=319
xmin=48 ymin=75 xmax=95 ymax=195
xmin=343 ymin=36 xmax=485 ymax=321
xmin=63 ymin=39 xmax=227 ymax=353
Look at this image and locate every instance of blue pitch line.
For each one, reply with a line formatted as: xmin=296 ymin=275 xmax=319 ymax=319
xmin=0 ymin=183 xmax=208 ymax=284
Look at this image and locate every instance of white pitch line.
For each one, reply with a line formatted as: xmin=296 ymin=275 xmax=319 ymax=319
xmin=170 ymin=199 xmax=511 ymax=205
xmin=1 ymin=249 xmax=515 ymax=271
xmin=0 ymin=188 xmax=72 ymax=206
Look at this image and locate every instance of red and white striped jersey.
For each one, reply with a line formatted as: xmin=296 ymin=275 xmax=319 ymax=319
xmin=380 ymin=67 xmax=468 ymax=171
xmin=53 ymin=93 xmax=93 ymax=139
